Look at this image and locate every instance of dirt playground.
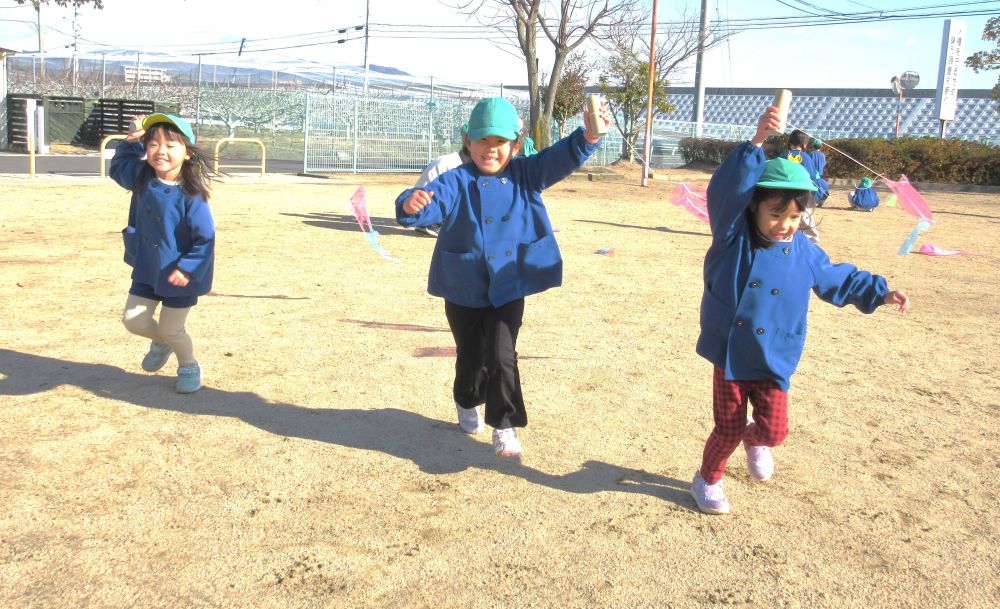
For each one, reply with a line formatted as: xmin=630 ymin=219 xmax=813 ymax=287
xmin=1 ymin=164 xmax=997 ymax=609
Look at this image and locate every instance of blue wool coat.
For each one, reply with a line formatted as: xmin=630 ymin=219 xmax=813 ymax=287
xmin=850 ymin=187 xmax=880 ymax=210
xmin=110 ymin=142 xmax=215 ymax=298
xmin=811 ymin=149 xmax=827 ymax=178
xmin=784 ymin=148 xmax=829 ymax=202
xmin=396 ymin=127 xmax=597 ymax=308
xmin=697 ymin=142 xmax=888 ymax=391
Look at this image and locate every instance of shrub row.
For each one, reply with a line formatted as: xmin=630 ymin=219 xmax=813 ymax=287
xmin=678 ymin=135 xmax=1000 ymax=186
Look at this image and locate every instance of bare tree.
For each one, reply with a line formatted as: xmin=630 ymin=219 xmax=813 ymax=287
xmin=598 ymin=7 xmax=731 ymax=161
xmin=452 ymin=0 xmax=639 ymax=148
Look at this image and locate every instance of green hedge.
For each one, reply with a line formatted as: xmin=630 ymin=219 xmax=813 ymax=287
xmin=679 ymin=136 xmax=1000 ymax=186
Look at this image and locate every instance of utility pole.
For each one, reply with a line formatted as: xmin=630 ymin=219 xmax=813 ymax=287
xmin=692 ymin=0 xmax=711 ymax=138
xmin=363 ymin=0 xmax=370 ymax=94
xmin=641 ymin=0 xmax=659 ymax=187
xmin=36 ymin=2 xmax=45 ymax=83
xmin=71 ymin=5 xmax=79 ymax=95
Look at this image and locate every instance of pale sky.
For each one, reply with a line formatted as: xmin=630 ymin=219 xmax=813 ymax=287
xmin=0 ymin=0 xmax=997 ymax=91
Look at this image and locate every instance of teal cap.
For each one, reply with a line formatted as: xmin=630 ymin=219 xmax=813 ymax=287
xmin=756 ymin=157 xmax=817 ymax=191
xmin=859 ymin=177 xmax=873 ymax=189
xmin=142 ymin=113 xmax=195 ymax=144
xmin=467 ymin=97 xmax=520 ymax=142
xmin=811 ymin=138 xmax=823 ymax=148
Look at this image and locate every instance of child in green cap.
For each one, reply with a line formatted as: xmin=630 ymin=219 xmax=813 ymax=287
xmin=110 ymin=114 xmax=216 ymax=394
xmin=690 ymin=105 xmax=912 ymax=515
xmin=396 ymin=96 xmax=610 ymax=458
xmin=848 ymin=176 xmax=880 ymax=211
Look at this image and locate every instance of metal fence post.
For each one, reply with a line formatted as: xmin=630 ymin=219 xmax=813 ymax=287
xmin=303 ymin=93 xmax=310 ymax=174
xmin=351 ymin=98 xmax=359 ymax=173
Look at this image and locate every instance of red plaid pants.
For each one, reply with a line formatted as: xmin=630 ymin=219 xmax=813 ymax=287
xmin=699 ymin=367 xmax=789 ymax=484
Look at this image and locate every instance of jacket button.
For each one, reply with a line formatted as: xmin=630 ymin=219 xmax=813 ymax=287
xmin=735 ymin=320 xmax=745 ymax=327
xmin=749 ymin=280 xmax=761 ymax=288
xmin=783 ymin=247 xmax=791 ymax=254
xmin=501 ymin=215 xmax=509 ymax=221
xmin=756 ymin=327 xmax=765 ymax=335
xmin=505 ymin=250 xmax=512 ymax=256
xmin=488 ymin=255 xmax=494 ymax=262
xmin=771 ymin=288 xmax=780 ymax=295
xmin=485 ymin=217 xmax=493 ymax=224
xmin=501 ymin=177 xmax=507 ymax=184
xmin=481 ymin=181 xmax=488 ymax=187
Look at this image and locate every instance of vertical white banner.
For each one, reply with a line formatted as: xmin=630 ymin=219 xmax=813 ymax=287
xmin=934 ymin=19 xmax=966 ymax=121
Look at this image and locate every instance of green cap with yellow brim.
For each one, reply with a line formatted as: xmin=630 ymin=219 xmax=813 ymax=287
xmin=756 ymin=157 xmax=817 ymax=191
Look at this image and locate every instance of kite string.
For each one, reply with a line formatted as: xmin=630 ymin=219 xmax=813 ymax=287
xmin=786 ymin=121 xmax=891 ymax=183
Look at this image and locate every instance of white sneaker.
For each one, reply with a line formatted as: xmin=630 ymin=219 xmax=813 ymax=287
xmin=492 ymin=427 xmax=522 ymax=457
xmin=744 ymin=416 xmax=774 ymax=481
xmin=744 ymin=442 xmax=774 ymax=481
xmin=455 ymin=403 xmax=484 ymax=434
xmin=691 ymin=471 xmax=730 ymax=514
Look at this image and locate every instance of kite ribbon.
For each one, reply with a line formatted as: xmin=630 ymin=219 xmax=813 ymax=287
xmin=669 ymin=183 xmax=710 ymax=224
xmin=897 ymin=220 xmax=931 ymax=256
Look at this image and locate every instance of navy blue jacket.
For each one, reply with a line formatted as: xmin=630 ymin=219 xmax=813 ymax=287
xmin=110 ymin=142 xmax=215 ymax=298
xmin=396 ymin=127 xmax=597 ymax=308
xmin=850 ymin=187 xmax=880 ymax=210
xmin=697 ymin=142 xmax=888 ymax=391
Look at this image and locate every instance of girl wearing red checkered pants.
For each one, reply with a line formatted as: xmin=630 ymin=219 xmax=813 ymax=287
xmin=691 ymin=105 xmax=912 ymax=514
xmin=700 ymin=368 xmax=788 ymax=486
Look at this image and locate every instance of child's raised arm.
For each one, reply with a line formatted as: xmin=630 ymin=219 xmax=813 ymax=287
xmin=751 ymin=106 xmax=782 ymax=147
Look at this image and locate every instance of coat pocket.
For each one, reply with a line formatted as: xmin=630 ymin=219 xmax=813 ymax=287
xmin=764 ymin=327 xmax=807 ymax=377
xmin=122 ymin=226 xmax=138 ymax=267
xmin=518 ymin=233 xmax=561 ymax=275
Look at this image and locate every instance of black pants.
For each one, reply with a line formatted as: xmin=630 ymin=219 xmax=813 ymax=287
xmin=444 ymin=298 xmax=526 ymax=429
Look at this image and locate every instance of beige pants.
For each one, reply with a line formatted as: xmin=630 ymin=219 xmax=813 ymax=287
xmin=122 ymin=294 xmax=196 ymax=365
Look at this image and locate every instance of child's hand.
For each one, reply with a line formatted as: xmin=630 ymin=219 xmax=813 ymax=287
xmin=403 ymin=189 xmax=433 ymax=214
xmin=127 ymin=114 xmax=147 ymax=142
xmin=751 ymin=107 xmax=782 ymax=146
xmin=884 ymin=290 xmax=911 ymax=313
xmin=583 ymin=100 xmax=611 ymax=144
xmin=167 ymin=269 xmax=190 ymax=287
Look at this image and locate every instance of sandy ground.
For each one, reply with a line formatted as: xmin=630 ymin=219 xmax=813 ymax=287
xmin=1 ymin=164 xmax=998 ymax=609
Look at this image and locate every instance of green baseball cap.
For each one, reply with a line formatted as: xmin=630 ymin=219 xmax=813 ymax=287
xmin=811 ymin=138 xmax=823 ymax=147
xmin=756 ymin=157 xmax=817 ymax=191
xmin=142 ymin=113 xmax=196 ymax=144
xmin=859 ymin=177 xmax=873 ymax=189
xmin=467 ymin=97 xmax=520 ymax=141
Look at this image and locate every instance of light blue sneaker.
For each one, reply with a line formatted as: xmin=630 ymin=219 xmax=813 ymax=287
xmin=176 ymin=363 xmax=202 ymax=393
xmin=141 ymin=341 xmax=173 ymax=372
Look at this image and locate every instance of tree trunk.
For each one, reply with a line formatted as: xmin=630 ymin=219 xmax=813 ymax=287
xmin=538 ymin=50 xmax=568 ymax=149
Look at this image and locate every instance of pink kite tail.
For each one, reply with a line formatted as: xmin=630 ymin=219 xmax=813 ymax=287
xmin=669 ymin=183 xmax=710 ymax=224
xmin=879 ymin=175 xmax=934 ymax=224
xmin=348 ymin=186 xmax=373 ymax=233
xmin=915 ymin=243 xmax=974 ymax=256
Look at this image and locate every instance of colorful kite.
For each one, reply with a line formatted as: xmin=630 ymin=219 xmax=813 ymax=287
xmin=879 ymin=174 xmax=934 ymax=224
xmin=347 ymin=186 xmax=398 ymax=263
xmin=669 ymin=183 xmax=710 ymax=224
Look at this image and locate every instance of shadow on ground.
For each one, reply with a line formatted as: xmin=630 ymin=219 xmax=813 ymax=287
xmin=0 ymin=348 xmax=694 ymax=509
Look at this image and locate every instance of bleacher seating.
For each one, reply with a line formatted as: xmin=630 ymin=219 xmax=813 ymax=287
xmin=657 ymin=88 xmax=998 ymax=143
